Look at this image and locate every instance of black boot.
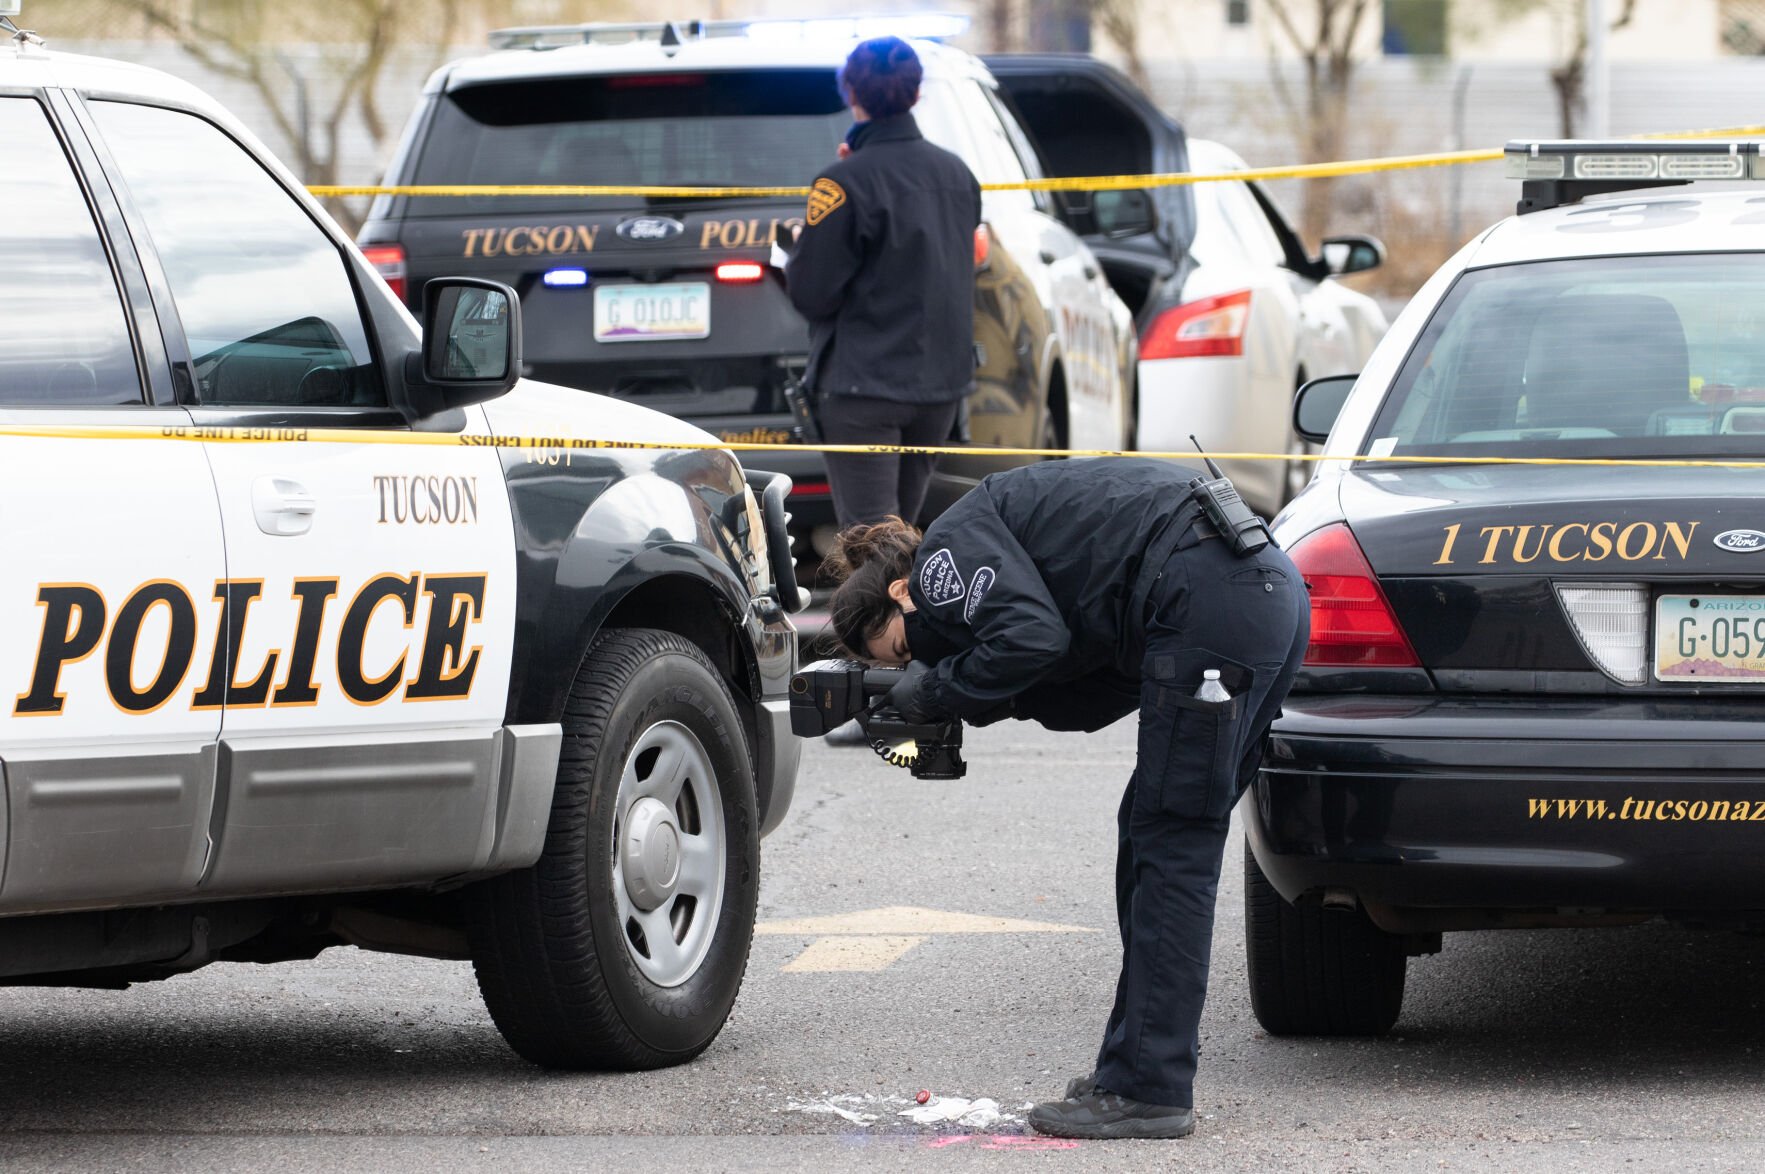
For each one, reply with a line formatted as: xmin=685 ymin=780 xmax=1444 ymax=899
xmin=1028 ymin=1091 xmax=1196 ymax=1140
xmin=1063 ymin=1073 xmax=1097 ymax=1099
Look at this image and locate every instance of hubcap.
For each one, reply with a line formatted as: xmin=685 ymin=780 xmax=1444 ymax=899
xmin=621 ymin=797 xmax=681 ymax=911
xmin=610 ymin=720 xmax=726 ymax=988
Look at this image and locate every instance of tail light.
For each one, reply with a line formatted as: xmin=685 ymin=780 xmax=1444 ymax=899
xmin=1288 ymin=523 xmax=1419 ymax=667
xmin=716 ymin=261 xmax=765 ymax=284
xmin=361 ymin=244 xmax=407 ymax=302
xmin=1140 ymin=289 xmax=1251 ymax=359
xmin=974 ymin=224 xmax=991 ymax=270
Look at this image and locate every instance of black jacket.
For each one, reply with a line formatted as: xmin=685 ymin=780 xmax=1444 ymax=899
xmin=785 ymin=113 xmax=981 ymax=405
xmin=903 ymin=459 xmax=1211 ymax=730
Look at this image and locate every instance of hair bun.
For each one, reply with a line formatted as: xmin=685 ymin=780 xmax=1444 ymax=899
xmin=825 ymin=516 xmax=922 ymax=582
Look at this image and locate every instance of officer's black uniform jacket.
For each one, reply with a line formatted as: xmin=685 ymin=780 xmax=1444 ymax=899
xmin=902 ymin=459 xmax=1210 ymax=732
xmin=785 ymin=113 xmax=981 ymax=405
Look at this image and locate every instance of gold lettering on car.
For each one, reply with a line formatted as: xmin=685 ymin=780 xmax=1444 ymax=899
xmin=461 ymin=225 xmax=600 ymax=258
xmin=699 ymin=217 xmax=804 ymax=251
xmin=1433 ymin=521 xmax=1700 ymax=566
xmin=720 ymin=427 xmax=794 ymax=445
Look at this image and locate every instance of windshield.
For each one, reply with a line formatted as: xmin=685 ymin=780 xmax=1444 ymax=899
xmin=408 ymin=69 xmax=848 ymax=215
xmin=1368 ymin=254 xmax=1765 ymax=461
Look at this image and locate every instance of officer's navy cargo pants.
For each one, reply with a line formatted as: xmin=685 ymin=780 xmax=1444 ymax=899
xmin=1093 ymin=534 xmax=1309 ymax=1110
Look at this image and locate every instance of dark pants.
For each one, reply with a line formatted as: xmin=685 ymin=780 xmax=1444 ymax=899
xmin=1092 ymin=536 xmax=1309 ymax=1109
xmin=818 ymin=394 xmax=961 ymax=528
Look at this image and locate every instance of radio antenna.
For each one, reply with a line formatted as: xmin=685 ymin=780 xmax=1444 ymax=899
xmin=1189 ymin=435 xmax=1227 ymax=481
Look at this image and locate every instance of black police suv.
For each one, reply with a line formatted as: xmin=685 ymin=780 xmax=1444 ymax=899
xmin=359 ymin=20 xmax=1138 ymax=565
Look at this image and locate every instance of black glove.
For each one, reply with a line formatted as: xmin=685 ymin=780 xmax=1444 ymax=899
xmin=885 ymin=660 xmax=935 ymax=724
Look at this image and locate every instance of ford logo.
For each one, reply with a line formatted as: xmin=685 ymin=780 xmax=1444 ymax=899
xmin=615 ymin=216 xmax=685 ymax=242
xmin=1714 ymin=529 xmax=1765 ymax=552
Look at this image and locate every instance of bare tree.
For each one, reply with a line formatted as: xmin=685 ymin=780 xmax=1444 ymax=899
xmin=993 ymin=0 xmax=1146 ymax=87
xmin=1546 ymin=0 xmax=1636 ymax=136
xmin=1259 ymin=0 xmax=1377 ymax=245
xmin=93 ymin=0 xmax=465 ymax=230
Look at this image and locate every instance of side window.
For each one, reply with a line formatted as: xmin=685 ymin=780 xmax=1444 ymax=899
xmin=1212 ymin=179 xmax=1285 ymax=268
xmin=981 ymin=85 xmax=1055 ymax=215
xmin=0 ymin=98 xmax=142 ymax=407
xmin=90 ymin=101 xmax=385 ymax=409
xmin=922 ymin=80 xmax=1034 ymax=214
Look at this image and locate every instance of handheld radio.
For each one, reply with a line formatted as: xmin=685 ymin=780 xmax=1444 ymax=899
xmin=1187 ymin=436 xmax=1273 ymax=557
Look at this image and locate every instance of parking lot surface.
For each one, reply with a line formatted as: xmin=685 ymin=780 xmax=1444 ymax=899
xmin=3 ymin=718 xmax=1765 ymax=1172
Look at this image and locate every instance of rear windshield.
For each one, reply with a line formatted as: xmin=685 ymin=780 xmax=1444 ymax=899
xmin=407 ymin=70 xmax=847 ymax=215
xmin=1369 ymin=254 xmax=1765 ymax=461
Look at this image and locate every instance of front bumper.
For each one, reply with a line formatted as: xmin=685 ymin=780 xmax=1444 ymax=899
xmin=1248 ymin=694 xmax=1765 ymax=925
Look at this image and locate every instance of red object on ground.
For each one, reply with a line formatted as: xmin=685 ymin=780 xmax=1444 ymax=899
xmin=916 ymin=1089 xmax=932 ymax=1104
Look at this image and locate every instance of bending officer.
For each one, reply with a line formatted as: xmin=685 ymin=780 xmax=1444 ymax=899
xmin=824 ymin=458 xmax=1309 ymax=1140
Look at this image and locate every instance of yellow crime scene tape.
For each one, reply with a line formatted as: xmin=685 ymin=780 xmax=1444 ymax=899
xmin=306 ymin=123 xmax=1765 ymax=201
xmin=4 ymin=423 xmax=1765 ymax=471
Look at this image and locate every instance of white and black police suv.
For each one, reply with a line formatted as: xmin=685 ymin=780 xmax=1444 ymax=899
xmin=0 ymin=25 xmax=801 ymax=1070
xmin=358 ymin=16 xmax=1139 ymax=561
xmin=1250 ymin=140 xmax=1765 ymax=1036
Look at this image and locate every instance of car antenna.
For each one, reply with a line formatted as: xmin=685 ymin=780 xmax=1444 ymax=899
xmin=1190 ymin=435 xmax=1227 ymax=481
xmin=1 ymin=6 xmax=45 ymax=47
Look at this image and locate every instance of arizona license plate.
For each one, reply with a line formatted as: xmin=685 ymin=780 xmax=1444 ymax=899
xmin=1654 ymin=594 xmax=1765 ymax=681
xmin=593 ymin=282 xmax=710 ymax=342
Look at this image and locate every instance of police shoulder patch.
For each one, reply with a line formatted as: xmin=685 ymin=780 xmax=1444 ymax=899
xmin=806 ymin=177 xmax=847 ymax=226
xmin=963 ymin=567 xmax=996 ymax=623
xmin=919 ymin=548 xmax=966 ymax=608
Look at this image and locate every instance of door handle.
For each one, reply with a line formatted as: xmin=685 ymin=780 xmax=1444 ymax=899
xmin=1038 ymin=249 xmax=1057 ymax=265
xmin=1083 ymin=265 xmax=1099 ymax=280
xmin=251 ymin=476 xmax=316 ymax=536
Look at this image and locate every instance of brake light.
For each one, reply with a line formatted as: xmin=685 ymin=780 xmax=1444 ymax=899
xmin=974 ymin=224 xmax=991 ymax=270
xmin=1140 ymin=289 xmax=1251 ymax=359
xmin=716 ymin=261 xmax=765 ymax=284
xmin=361 ymin=244 xmax=407 ymax=302
xmin=1288 ymin=523 xmax=1419 ymax=668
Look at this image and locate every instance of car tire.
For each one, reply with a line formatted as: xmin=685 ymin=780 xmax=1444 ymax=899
xmin=1244 ymin=840 xmax=1405 ymax=1035
xmin=464 ymin=627 xmax=759 ymax=1070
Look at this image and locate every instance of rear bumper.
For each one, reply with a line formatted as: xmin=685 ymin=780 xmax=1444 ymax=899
xmin=1248 ymin=694 xmax=1765 ymax=925
xmin=1136 ymin=356 xmax=1284 ymax=515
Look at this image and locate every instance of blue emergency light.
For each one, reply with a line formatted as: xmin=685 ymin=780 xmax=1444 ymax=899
xmin=543 ymin=268 xmax=590 ymax=288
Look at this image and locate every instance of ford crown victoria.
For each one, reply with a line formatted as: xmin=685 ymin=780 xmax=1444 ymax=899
xmin=1247 ymin=141 xmax=1765 ymax=1034
xmin=0 ymin=32 xmax=799 ymax=1071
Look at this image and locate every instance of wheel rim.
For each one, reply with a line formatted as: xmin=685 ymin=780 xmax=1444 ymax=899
xmin=609 ymin=720 xmax=726 ymax=988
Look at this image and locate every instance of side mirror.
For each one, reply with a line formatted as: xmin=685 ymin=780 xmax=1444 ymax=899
xmin=1094 ymin=189 xmax=1158 ymax=239
xmin=1293 ymin=374 xmax=1358 ymax=444
xmin=1319 ymin=234 xmax=1384 ymax=277
xmin=407 ymin=277 xmax=522 ymax=417
xmin=1052 ymin=190 xmax=1098 ymax=236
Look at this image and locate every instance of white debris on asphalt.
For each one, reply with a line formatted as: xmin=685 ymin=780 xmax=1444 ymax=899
xmin=785 ymin=1095 xmax=881 ymax=1126
xmin=784 ymin=1092 xmax=1023 ymax=1130
xmin=898 ymin=1096 xmax=1012 ymax=1128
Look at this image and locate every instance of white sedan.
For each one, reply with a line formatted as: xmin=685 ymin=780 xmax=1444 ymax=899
xmin=1135 ymin=139 xmax=1389 ymax=514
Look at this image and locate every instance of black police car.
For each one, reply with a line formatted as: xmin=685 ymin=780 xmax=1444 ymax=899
xmin=1248 ymin=140 xmax=1765 ymax=1034
xmin=359 ymin=18 xmax=1138 ymax=563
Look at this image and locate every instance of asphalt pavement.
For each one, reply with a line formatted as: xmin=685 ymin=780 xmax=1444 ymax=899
xmin=3 ymin=717 xmax=1764 ymax=1172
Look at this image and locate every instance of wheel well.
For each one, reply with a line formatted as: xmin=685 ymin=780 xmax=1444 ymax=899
xmin=601 ymin=575 xmax=755 ymax=704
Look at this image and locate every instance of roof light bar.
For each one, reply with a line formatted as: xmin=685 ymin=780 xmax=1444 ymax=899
xmin=1505 ymin=139 xmax=1760 ymax=215
xmin=490 ymin=13 xmax=968 ymax=51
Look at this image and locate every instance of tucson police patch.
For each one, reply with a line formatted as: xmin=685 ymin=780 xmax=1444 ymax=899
xmin=806 ymin=178 xmax=847 ymax=226
xmin=963 ymin=567 xmax=996 ymax=623
xmin=919 ymin=548 xmax=966 ymax=607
